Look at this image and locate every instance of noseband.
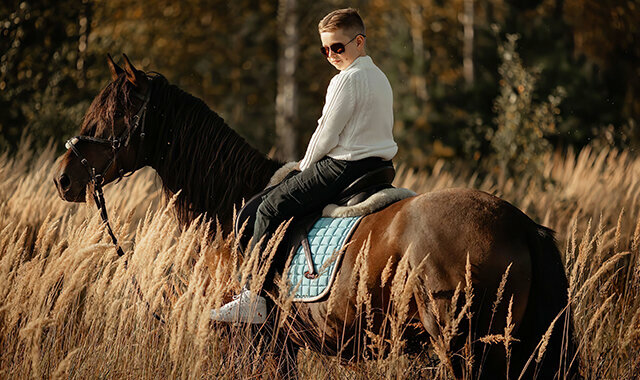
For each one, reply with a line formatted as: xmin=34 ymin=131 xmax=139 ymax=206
xmin=65 ymin=90 xmax=150 ymax=186
xmin=64 ymin=89 xmax=151 ymax=257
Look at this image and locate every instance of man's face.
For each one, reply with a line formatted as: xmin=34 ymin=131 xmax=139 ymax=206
xmin=320 ymin=29 xmax=365 ymax=71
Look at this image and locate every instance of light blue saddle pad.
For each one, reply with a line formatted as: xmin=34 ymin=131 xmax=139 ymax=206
xmin=288 ymin=216 xmax=363 ymax=302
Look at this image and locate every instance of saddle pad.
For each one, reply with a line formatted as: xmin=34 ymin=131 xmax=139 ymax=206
xmin=288 ymin=216 xmax=363 ymax=302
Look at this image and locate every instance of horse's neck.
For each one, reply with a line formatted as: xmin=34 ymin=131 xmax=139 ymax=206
xmin=147 ymin=83 xmax=281 ymax=230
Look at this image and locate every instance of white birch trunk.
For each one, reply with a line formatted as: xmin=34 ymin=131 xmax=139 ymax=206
xmin=410 ymin=2 xmax=429 ymax=102
xmin=463 ymin=0 xmax=475 ymax=87
xmin=275 ymin=0 xmax=299 ymax=161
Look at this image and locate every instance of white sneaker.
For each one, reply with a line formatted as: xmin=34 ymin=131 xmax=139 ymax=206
xmin=210 ymin=289 xmax=267 ymax=324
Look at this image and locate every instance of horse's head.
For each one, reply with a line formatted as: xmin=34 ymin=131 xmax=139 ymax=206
xmin=54 ymin=54 xmax=151 ymax=202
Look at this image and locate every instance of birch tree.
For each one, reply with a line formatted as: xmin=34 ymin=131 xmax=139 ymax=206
xmin=275 ymin=0 xmax=299 ymax=161
xmin=462 ymin=0 xmax=474 ymax=87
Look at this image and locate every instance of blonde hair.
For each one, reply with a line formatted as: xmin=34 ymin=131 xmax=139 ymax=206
xmin=318 ymin=8 xmax=365 ymax=35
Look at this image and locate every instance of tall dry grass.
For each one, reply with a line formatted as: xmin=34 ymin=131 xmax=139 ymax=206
xmin=1 ymin=140 xmax=639 ymax=379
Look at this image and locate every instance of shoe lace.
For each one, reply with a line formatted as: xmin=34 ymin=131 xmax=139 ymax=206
xmin=232 ymin=289 xmax=250 ymax=300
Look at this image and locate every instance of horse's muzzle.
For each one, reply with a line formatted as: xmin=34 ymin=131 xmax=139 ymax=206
xmin=56 ymin=173 xmax=71 ymax=191
xmin=53 ymin=173 xmax=86 ymax=202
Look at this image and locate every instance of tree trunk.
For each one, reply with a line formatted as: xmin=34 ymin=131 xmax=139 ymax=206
xmin=410 ymin=1 xmax=429 ymax=102
xmin=77 ymin=0 xmax=91 ymax=88
xmin=462 ymin=0 xmax=475 ymax=88
xmin=275 ymin=0 xmax=299 ymax=161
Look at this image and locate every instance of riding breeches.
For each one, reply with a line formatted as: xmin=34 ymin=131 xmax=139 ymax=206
xmin=252 ymin=155 xmax=391 ymax=286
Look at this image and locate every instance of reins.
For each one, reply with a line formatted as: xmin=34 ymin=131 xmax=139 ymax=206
xmin=65 ymin=85 xmax=165 ymax=323
xmin=65 ymin=89 xmax=150 ymax=256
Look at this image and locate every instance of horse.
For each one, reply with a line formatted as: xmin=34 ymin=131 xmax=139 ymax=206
xmin=53 ymin=54 xmax=577 ymax=379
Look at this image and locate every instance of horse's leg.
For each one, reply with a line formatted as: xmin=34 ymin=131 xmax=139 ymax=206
xmin=274 ymin=334 xmax=300 ymax=380
xmin=413 ymin=273 xmax=521 ymax=380
xmin=253 ymin=301 xmax=300 ymax=380
xmin=510 ymin=226 xmax=577 ymax=380
xmin=413 ymin=285 xmax=477 ymax=380
xmin=257 ymin=322 xmax=299 ymax=379
xmin=393 ymin=192 xmax=536 ymax=379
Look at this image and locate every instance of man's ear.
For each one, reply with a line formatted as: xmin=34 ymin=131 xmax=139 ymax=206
xmin=122 ymin=53 xmax=145 ymax=88
xmin=107 ymin=53 xmax=124 ymax=81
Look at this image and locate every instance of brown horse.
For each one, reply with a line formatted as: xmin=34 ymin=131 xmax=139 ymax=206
xmin=54 ymin=55 xmax=577 ymax=379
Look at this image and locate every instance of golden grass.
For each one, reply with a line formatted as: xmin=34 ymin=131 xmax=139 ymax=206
xmin=1 ymin=141 xmax=640 ymax=379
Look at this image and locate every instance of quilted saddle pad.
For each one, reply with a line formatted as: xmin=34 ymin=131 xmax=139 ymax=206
xmin=288 ymin=216 xmax=363 ymax=302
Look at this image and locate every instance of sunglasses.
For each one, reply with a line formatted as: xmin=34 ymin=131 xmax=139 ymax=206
xmin=320 ymin=33 xmax=366 ymax=57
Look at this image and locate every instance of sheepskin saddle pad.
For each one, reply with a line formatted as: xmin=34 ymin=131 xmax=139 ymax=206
xmin=234 ymin=162 xmax=416 ymax=302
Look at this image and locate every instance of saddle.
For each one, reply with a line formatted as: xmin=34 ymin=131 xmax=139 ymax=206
xmin=234 ymin=164 xmax=396 ymax=278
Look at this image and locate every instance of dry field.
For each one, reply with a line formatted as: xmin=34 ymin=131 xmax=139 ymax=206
xmin=1 ymin=140 xmax=639 ymax=379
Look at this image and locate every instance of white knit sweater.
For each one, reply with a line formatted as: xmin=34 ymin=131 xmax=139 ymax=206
xmin=299 ymin=55 xmax=397 ymax=171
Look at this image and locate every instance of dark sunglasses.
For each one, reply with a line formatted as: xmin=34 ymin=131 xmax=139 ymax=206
xmin=320 ymin=33 xmax=366 ymax=57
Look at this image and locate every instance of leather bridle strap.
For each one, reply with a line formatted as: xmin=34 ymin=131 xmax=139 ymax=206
xmin=64 ymin=87 xmax=164 ymax=323
xmin=94 ymin=179 xmax=125 ymax=256
xmin=64 ymin=89 xmax=151 ymax=258
xmin=65 ymin=142 xmax=125 ymax=257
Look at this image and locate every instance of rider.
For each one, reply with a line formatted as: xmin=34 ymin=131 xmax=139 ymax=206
xmin=211 ymin=8 xmax=397 ymax=323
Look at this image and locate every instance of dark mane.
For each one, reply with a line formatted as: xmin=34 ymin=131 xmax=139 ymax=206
xmin=80 ymin=75 xmax=139 ymax=139
xmin=145 ymin=74 xmax=282 ymax=229
xmin=88 ymin=73 xmax=282 ymax=230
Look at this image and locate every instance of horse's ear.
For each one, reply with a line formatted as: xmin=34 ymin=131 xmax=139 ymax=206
xmin=121 ymin=53 xmax=144 ymax=88
xmin=107 ymin=53 xmax=124 ymax=81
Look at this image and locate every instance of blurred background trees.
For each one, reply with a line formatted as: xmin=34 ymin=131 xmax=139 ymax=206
xmin=1 ymin=0 xmax=638 ymax=176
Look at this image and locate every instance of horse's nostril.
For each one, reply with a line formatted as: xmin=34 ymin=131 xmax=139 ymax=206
xmin=58 ymin=173 xmax=71 ymax=190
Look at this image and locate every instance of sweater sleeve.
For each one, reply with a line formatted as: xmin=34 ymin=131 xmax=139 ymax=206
xmin=299 ymin=73 xmax=356 ymax=171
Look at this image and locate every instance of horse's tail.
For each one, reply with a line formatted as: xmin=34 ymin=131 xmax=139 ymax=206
xmin=514 ymin=225 xmax=579 ymax=379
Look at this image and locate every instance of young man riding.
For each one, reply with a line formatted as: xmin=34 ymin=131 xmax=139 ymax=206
xmin=211 ymin=8 xmax=397 ymax=323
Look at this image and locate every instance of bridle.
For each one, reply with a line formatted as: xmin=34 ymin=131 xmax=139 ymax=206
xmin=64 ymin=84 xmax=164 ymax=323
xmin=64 ymin=89 xmax=150 ymax=257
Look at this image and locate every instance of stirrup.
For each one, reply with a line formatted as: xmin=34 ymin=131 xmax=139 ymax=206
xmin=210 ymin=288 xmax=267 ymax=324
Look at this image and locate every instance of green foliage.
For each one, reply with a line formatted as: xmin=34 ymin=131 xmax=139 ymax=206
xmin=88 ymin=0 xmax=280 ymax=152
xmin=0 ymin=0 xmax=96 ymax=153
xmin=487 ymin=34 xmax=564 ymax=179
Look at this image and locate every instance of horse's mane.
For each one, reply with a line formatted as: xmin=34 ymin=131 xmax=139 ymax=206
xmin=147 ymin=74 xmax=282 ymax=228
xmin=80 ymin=75 xmax=139 ymax=139
xmin=84 ymin=73 xmax=281 ymax=229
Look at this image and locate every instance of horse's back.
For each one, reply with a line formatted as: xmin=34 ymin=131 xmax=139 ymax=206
xmin=352 ymin=187 xmax=536 ymax=283
xmin=302 ymin=187 xmax=536 ymax=330
xmin=292 ymin=188 xmax=569 ymax=377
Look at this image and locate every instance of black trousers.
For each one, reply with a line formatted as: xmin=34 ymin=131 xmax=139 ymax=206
xmin=253 ymin=156 xmax=391 ymax=284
